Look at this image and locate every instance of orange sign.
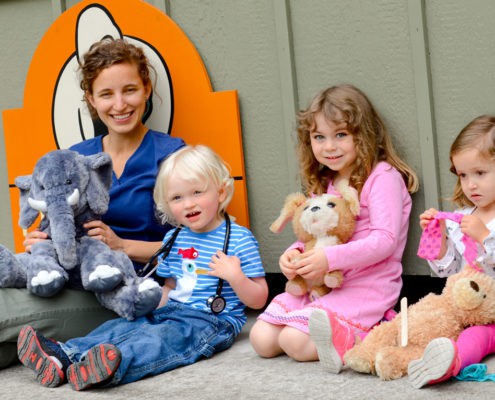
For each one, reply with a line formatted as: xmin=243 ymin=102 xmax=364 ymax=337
xmin=2 ymin=0 xmax=248 ymax=251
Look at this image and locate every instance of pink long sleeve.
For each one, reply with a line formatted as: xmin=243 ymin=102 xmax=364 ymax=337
xmin=325 ymin=162 xmax=411 ymax=274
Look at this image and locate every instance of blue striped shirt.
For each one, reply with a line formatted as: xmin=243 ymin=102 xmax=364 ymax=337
xmin=156 ymin=220 xmax=264 ymax=335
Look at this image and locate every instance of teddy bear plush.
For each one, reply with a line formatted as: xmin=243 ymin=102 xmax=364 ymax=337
xmin=0 ymin=149 xmax=161 ymax=320
xmin=270 ymin=180 xmax=360 ymax=301
xmin=343 ymin=267 xmax=495 ymax=380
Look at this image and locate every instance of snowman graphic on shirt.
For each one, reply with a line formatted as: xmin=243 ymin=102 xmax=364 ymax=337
xmin=169 ymin=247 xmax=208 ymax=302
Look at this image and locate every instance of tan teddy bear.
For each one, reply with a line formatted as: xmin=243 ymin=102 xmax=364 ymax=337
xmin=343 ymin=267 xmax=495 ymax=380
xmin=270 ymin=180 xmax=360 ymax=301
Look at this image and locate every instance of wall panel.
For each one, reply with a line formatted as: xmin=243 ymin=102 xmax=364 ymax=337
xmin=1 ymin=0 xmax=494 ymax=276
xmin=426 ymin=0 xmax=495 ymax=206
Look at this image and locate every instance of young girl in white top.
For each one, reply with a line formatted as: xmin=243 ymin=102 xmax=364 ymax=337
xmin=409 ymin=114 xmax=495 ymax=388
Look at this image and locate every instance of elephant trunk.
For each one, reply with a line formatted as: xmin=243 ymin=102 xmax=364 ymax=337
xmin=47 ymin=200 xmax=78 ymax=270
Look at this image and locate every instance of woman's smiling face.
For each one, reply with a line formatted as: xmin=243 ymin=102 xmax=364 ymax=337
xmin=86 ymin=62 xmax=150 ymax=137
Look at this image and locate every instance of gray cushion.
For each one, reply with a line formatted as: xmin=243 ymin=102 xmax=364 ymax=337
xmin=0 ymin=288 xmax=117 ymax=368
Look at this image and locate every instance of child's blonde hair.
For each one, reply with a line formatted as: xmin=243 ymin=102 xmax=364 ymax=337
xmin=154 ymin=145 xmax=234 ymax=225
xmin=296 ymin=84 xmax=418 ymax=195
xmin=449 ymin=114 xmax=495 ymax=207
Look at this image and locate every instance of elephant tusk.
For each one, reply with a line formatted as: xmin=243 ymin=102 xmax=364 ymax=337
xmin=27 ymin=197 xmax=47 ymax=213
xmin=67 ymin=188 xmax=80 ymax=206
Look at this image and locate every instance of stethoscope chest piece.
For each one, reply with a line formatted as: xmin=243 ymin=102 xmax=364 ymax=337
xmin=207 ymin=294 xmax=226 ymax=314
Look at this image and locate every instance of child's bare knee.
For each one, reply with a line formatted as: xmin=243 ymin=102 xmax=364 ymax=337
xmin=279 ymin=327 xmax=314 ymax=361
xmin=249 ymin=321 xmax=282 ymax=358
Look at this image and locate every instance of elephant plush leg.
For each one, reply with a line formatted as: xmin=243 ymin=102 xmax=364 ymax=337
xmin=95 ymin=284 xmax=138 ymax=320
xmin=0 ymin=245 xmax=27 ymax=287
xmin=26 ymin=241 xmax=68 ymax=297
xmin=95 ymin=278 xmax=161 ymax=320
xmin=80 ymin=239 xmax=161 ymax=319
xmin=133 ymin=278 xmax=161 ymax=317
xmin=78 ymin=237 xmax=123 ymax=292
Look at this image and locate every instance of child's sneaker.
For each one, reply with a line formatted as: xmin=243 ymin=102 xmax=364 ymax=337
xmin=309 ymin=308 xmax=355 ymax=373
xmin=17 ymin=325 xmax=71 ymax=387
xmin=67 ymin=343 xmax=121 ymax=391
xmin=408 ymin=337 xmax=460 ymax=389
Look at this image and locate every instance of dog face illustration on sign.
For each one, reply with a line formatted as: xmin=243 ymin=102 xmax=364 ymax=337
xmin=53 ymin=4 xmax=172 ymax=148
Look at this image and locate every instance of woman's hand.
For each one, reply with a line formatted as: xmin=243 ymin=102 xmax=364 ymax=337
xmin=83 ymin=220 xmax=124 ymax=251
xmin=293 ymin=248 xmax=328 ymax=281
xmin=23 ymin=229 xmax=49 ymax=253
xmin=84 ymin=220 xmax=161 ymax=264
xmin=279 ymin=249 xmax=301 ymax=280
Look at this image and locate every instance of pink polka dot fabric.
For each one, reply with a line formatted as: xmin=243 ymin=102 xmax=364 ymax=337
xmin=417 ymin=211 xmax=480 ymax=270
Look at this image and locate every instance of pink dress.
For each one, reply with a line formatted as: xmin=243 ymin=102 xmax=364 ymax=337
xmin=258 ymin=162 xmax=412 ymax=334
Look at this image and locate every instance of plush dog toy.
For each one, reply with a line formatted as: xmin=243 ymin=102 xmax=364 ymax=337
xmin=0 ymin=149 xmax=161 ymax=320
xmin=270 ymin=180 xmax=360 ymax=300
xmin=343 ymin=267 xmax=495 ymax=380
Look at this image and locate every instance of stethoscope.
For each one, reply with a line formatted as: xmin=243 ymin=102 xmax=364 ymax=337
xmin=137 ymin=213 xmax=231 ymax=314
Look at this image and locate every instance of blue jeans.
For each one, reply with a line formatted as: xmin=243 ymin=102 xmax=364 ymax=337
xmin=60 ymin=300 xmax=235 ymax=385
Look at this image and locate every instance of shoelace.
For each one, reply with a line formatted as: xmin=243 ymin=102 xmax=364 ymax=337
xmin=417 ymin=211 xmax=482 ymax=271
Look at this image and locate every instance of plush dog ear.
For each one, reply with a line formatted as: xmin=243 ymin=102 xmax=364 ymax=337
xmin=335 ymin=180 xmax=360 ymax=216
xmin=270 ymin=192 xmax=307 ymax=233
xmin=84 ymin=152 xmax=113 ymax=215
xmin=14 ymin=175 xmax=40 ymax=229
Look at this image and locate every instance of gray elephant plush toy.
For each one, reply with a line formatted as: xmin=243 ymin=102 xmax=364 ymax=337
xmin=0 ymin=149 xmax=161 ymax=320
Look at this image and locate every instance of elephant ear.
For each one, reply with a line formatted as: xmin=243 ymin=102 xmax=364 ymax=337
xmin=14 ymin=175 xmax=39 ymax=229
xmin=84 ymin=152 xmax=113 ymax=215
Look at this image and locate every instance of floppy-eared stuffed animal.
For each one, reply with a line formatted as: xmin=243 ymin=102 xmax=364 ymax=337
xmin=343 ymin=267 xmax=495 ymax=380
xmin=0 ymin=149 xmax=161 ymax=320
xmin=270 ymin=180 xmax=360 ymax=301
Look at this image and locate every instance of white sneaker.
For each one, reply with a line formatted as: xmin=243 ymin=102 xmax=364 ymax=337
xmin=309 ymin=309 xmax=343 ymax=373
xmin=408 ymin=337 xmax=457 ymax=389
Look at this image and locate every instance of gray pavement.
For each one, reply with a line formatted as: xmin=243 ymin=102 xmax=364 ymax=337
xmin=0 ymin=313 xmax=494 ymax=399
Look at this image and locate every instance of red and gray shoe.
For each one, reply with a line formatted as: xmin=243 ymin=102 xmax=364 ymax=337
xmin=17 ymin=325 xmax=70 ymax=388
xmin=67 ymin=344 xmax=121 ymax=391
